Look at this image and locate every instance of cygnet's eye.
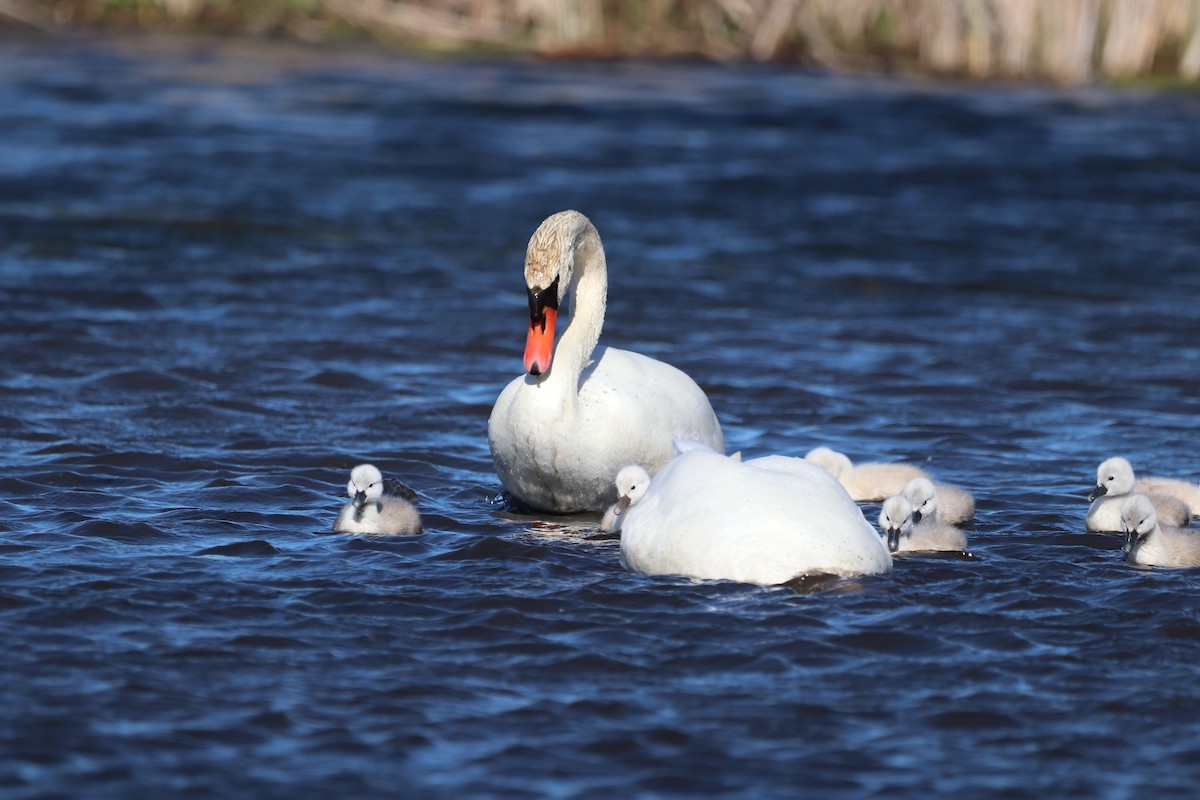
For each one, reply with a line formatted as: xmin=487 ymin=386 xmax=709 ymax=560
xmin=630 ymin=484 xmax=638 ymax=491
xmin=1106 ymin=475 xmax=1115 ymax=483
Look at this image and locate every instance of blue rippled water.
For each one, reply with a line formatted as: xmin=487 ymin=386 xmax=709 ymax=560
xmin=2 ymin=34 xmax=1200 ymax=798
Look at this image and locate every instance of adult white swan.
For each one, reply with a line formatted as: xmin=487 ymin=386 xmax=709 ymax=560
xmin=619 ymin=448 xmax=892 ymax=585
xmin=488 ymin=211 xmax=724 ymax=513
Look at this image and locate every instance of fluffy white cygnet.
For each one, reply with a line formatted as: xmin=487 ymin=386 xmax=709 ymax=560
xmin=804 ymin=446 xmax=930 ymax=502
xmin=878 ymin=495 xmax=967 ymax=554
xmin=1133 ymin=474 xmax=1200 ymax=519
xmin=333 ymin=463 xmax=422 ymax=535
xmin=600 ymin=465 xmax=651 ymax=533
xmin=1121 ymin=494 xmax=1200 ymax=569
xmin=903 ymin=477 xmax=975 ymax=526
xmin=1087 ymin=457 xmax=1189 ymax=531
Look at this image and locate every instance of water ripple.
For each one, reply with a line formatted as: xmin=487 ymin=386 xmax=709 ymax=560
xmin=3 ymin=34 xmax=1200 ymax=800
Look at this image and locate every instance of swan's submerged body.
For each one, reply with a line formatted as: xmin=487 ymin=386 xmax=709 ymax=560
xmin=1121 ymin=495 xmax=1200 ymax=569
xmin=489 ymin=211 xmax=723 ymax=513
xmin=618 ymin=449 xmax=892 ymax=585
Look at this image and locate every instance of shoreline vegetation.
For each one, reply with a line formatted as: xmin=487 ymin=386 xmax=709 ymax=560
xmin=3 ymin=0 xmax=1200 ymax=84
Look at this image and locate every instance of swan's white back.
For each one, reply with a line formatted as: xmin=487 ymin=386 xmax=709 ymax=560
xmin=620 ymin=450 xmax=892 ymax=585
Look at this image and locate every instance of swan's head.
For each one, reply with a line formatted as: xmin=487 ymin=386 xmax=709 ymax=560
xmin=1120 ymin=494 xmax=1157 ymax=556
xmin=1090 ymin=457 xmax=1135 ymax=502
xmin=805 ymin=447 xmax=853 ymax=479
xmin=523 ymin=211 xmax=588 ymax=376
xmin=903 ymin=477 xmax=939 ymax=524
xmin=613 ymin=465 xmax=651 ymax=516
xmin=347 ymin=463 xmax=385 ymax=508
xmin=879 ymin=495 xmax=914 ymax=552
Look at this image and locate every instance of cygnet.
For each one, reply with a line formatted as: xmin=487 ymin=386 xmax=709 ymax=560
xmin=1087 ymin=457 xmax=1189 ymax=531
xmin=903 ymin=477 xmax=975 ymax=526
xmin=600 ymin=465 xmax=651 ymax=533
xmin=878 ymin=495 xmax=967 ymax=554
xmin=1133 ymin=474 xmax=1200 ymax=519
xmin=805 ymin=446 xmax=930 ymax=502
xmin=1121 ymin=494 xmax=1200 ymax=569
xmin=333 ymin=463 xmax=422 ymax=535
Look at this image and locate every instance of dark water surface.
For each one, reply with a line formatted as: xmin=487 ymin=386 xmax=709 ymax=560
xmin=3 ymin=34 xmax=1200 ymax=798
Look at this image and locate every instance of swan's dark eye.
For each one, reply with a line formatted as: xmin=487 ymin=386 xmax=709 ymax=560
xmin=1106 ymin=476 xmax=1114 ymax=482
xmin=527 ymin=276 xmax=561 ymax=329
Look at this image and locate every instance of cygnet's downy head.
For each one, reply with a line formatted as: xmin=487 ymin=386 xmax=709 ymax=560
xmin=903 ymin=477 xmax=939 ymax=524
xmin=1120 ymin=494 xmax=1157 ymax=557
xmin=1090 ymin=457 xmax=1136 ymax=502
xmin=805 ymin=447 xmax=853 ymax=479
xmin=879 ymin=495 xmax=914 ymax=553
xmin=612 ymin=465 xmax=651 ymax=517
xmin=347 ymin=464 xmax=385 ymax=508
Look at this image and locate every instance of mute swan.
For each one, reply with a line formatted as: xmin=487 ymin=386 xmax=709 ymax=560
xmin=600 ymin=465 xmax=651 ymax=533
xmin=878 ymin=495 xmax=967 ymax=554
xmin=1133 ymin=474 xmax=1200 ymax=518
xmin=489 ymin=211 xmax=724 ymax=513
xmin=1121 ymin=494 xmax=1200 ymax=569
xmin=804 ymin=446 xmax=930 ymax=502
xmin=618 ymin=448 xmax=892 ymax=585
xmin=1087 ymin=457 xmax=1189 ymax=531
xmin=903 ymin=477 xmax=975 ymax=526
xmin=333 ymin=464 xmax=422 ymax=535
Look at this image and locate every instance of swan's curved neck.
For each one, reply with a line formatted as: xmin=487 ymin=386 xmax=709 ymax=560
xmin=551 ymin=221 xmax=608 ymax=388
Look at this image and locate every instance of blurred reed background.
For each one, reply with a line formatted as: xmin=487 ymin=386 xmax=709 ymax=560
xmin=3 ymin=0 xmax=1200 ymax=82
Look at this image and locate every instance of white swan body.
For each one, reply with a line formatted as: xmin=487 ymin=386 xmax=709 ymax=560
xmin=619 ymin=449 xmax=892 ymax=585
xmin=903 ymin=477 xmax=975 ymax=526
xmin=1087 ymin=457 xmax=1189 ymax=531
xmin=1121 ymin=494 xmax=1200 ymax=569
xmin=878 ymin=495 xmax=967 ymax=554
xmin=489 ymin=211 xmax=724 ymax=513
xmin=804 ymin=446 xmax=930 ymax=502
xmin=1134 ymin=476 xmax=1200 ymax=518
xmin=333 ymin=464 xmax=422 ymax=535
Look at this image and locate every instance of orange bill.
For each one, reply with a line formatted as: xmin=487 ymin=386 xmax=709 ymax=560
xmin=523 ymin=306 xmax=557 ymax=376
